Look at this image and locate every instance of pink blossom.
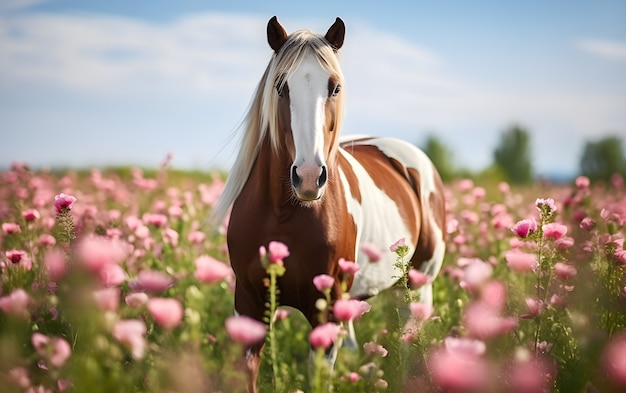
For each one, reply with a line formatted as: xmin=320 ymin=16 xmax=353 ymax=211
xmin=464 ymin=301 xmax=517 ymax=340
xmin=460 ymin=260 xmax=493 ymax=292
xmin=555 ymin=236 xmax=574 ymax=249
xmin=313 ymin=274 xmax=335 ymax=292
xmin=409 ymin=302 xmax=434 ymax=322
xmin=499 ymin=182 xmax=511 ymax=194
xmin=268 ymin=241 xmax=290 ymax=263
xmin=131 ymin=269 xmax=174 ymax=293
xmin=143 ymin=213 xmax=168 ymax=227
xmin=602 ymin=332 xmax=626 ymax=388
xmin=458 ymin=179 xmax=474 ymax=191
xmin=147 ymin=298 xmax=184 ymax=330
xmin=93 ymin=287 xmax=120 ymax=312
xmin=333 ymin=299 xmax=371 ymax=321
xmin=575 ymin=176 xmax=590 ymax=189
xmin=348 ymin=372 xmax=361 ymax=383
xmin=6 ymin=249 xmax=32 ymax=270
xmin=194 ymin=255 xmax=234 ymax=283
xmin=2 ymin=222 xmax=21 ymax=234
xmin=444 ymin=336 xmax=486 ymax=357
xmin=309 ymin=322 xmax=341 ymax=349
xmin=360 ymin=242 xmax=383 ymax=262
xmin=225 ymin=315 xmax=267 ymax=345
xmin=535 ymin=198 xmax=557 ymax=214
xmin=614 ymin=250 xmax=626 ymax=265
xmin=99 ymin=263 xmax=127 ymax=287
xmin=54 ymin=193 xmax=76 ymax=213
xmin=554 ymin=262 xmax=577 ymax=280
xmin=38 ymin=234 xmax=57 ymax=247
xmin=542 ymin=222 xmax=568 ymax=240
xmin=505 ymin=250 xmax=538 ymax=273
xmin=363 ymin=341 xmax=388 ymax=357
xmin=338 ymin=258 xmax=360 ymax=275
xmin=507 ymin=353 xmax=556 ymax=393
xmin=579 ymin=217 xmax=596 ymax=231
xmin=0 ymin=288 xmax=31 ymax=316
xmin=162 ymin=227 xmax=179 ymax=247
xmin=31 ymin=333 xmax=71 ymax=368
xmin=522 ymin=298 xmax=545 ymax=319
xmin=480 ymin=280 xmax=508 ymax=311
xmin=125 ymin=292 xmax=149 ymax=308
xmin=75 ymin=235 xmax=128 ymax=274
xmin=511 ymin=218 xmax=537 ymax=238
xmin=389 ymin=238 xmax=406 ymax=252
xmin=187 ymin=230 xmax=206 ymax=244
xmin=112 ymin=319 xmax=147 ymax=359
xmin=408 ymin=269 xmax=431 ymax=288
xmin=8 ymin=367 xmax=31 ymax=389
xmin=429 ymin=345 xmax=489 ymax=391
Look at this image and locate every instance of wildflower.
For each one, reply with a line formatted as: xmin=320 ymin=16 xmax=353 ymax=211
xmin=444 ymin=336 xmax=486 ymax=357
xmin=575 ymin=176 xmax=590 ymax=189
xmin=555 ymin=236 xmax=575 ymax=249
xmin=5 ymin=249 xmax=32 ymax=270
xmin=429 ymin=343 xmax=489 ymax=391
xmin=338 ymin=258 xmax=360 ymax=275
xmin=225 ymin=315 xmax=267 ymax=345
xmin=125 ymin=292 xmax=149 ymax=308
xmin=93 ymin=287 xmax=120 ymax=312
xmin=460 ymin=259 xmax=493 ymax=292
xmin=131 ymin=269 xmax=174 ymax=293
xmin=602 ymin=332 xmax=626 ymax=388
xmin=389 ymin=238 xmax=406 ymax=252
xmin=194 ymin=255 xmax=234 ymax=284
xmin=348 ymin=372 xmax=361 ymax=382
xmin=480 ymin=280 xmax=508 ymax=311
xmin=360 ymin=242 xmax=383 ymax=262
xmin=464 ymin=301 xmax=517 ymax=340
xmin=2 ymin=222 xmax=21 ymax=234
xmin=147 ymin=298 xmax=184 ymax=330
xmin=505 ymin=250 xmax=538 ymax=273
xmin=554 ymin=262 xmax=577 ymax=280
xmin=187 ymin=230 xmax=206 ymax=244
xmin=309 ymin=322 xmax=341 ymax=349
xmin=511 ymin=218 xmax=537 ymax=238
xmin=507 ymin=351 xmax=557 ymax=393
xmin=313 ymin=274 xmax=335 ymax=292
xmin=363 ymin=342 xmax=388 ymax=357
xmin=75 ymin=235 xmax=128 ymax=274
xmin=535 ymin=198 xmax=557 ymax=214
xmin=267 ymin=241 xmax=290 ymax=263
xmin=31 ymin=333 xmax=72 ymax=368
xmin=38 ymin=234 xmax=57 ymax=247
xmin=99 ymin=263 xmax=128 ymax=287
xmin=580 ymin=217 xmax=596 ymax=231
xmin=142 ymin=213 xmax=168 ymax=227
xmin=163 ymin=227 xmax=179 ymax=247
xmin=542 ymin=222 xmax=568 ymax=240
xmin=522 ymin=298 xmax=544 ymax=319
xmin=409 ymin=302 xmax=434 ymax=322
xmin=112 ymin=319 xmax=147 ymax=359
xmin=333 ymin=299 xmax=371 ymax=321
xmin=54 ymin=193 xmax=76 ymax=213
xmin=408 ymin=269 xmax=431 ymax=288
xmin=0 ymin=289 xmax=31 ymax=317
xmin=614 ymin=250 xmax=626 ymax=265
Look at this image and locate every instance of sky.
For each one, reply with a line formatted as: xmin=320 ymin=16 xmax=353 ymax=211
xmin=1 ymin=0 xmax=625 ymax=178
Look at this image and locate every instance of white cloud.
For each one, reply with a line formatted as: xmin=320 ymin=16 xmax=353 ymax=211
xmin=0 ymin=0 xmax=50 ymax=11
xmin=577 ymin=39 xmax=626 ymax=62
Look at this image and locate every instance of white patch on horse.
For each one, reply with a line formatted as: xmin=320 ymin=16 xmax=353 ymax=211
xmin=338 ymin=148 xmax=415 ymax=298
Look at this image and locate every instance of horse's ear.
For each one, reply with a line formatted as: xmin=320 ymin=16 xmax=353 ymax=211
xmin=325 ymin=17 xmax=345 ymax=50
xmin=267 ymin=16 xmax=288 ymax=53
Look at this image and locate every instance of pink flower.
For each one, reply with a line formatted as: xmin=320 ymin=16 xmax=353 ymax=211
xmin=464 ymin=301 xmax=517 ymax=340
xmin=348 ymin=372 xmax=361 ymax=383
xmin=542 ymin=222 xmax=568 ymax=240
xmin=522 ymin=298 xmax=545 ymax=318
xmin=460 ymin=260 xmax=493 ymax=292
xmin=0 ymin=289 xmax=31 ymax=316
xmin=333 ymin=299 xmax=371 ymax=321
xmin=268 ymin=241 xmax=290 ymax=263
xmin=113 ymin=319 xmax=147 ymax=359
xmin=535 ymin=198 xmax=557 ymax=214
xmin=225 ymin=315 xmax=267 ymax=346
xmin=480 ymin=280 xmax=508 ymax=311
xmin=338 ymin=258 xmax=360 ymax=275
xmin=407 ymin=269 xmax=431 ymax=288
xmin=143 ymin=213 xmax=168 ymax=227
xmin=363 ymin=342 xmax=388 ymax=357
xmin=5 ymin=249 xmax=31 ymax=270
xmin=2 ymin=222 xmax=21 ymax=234
xmin=313 ymin=274 xmax=335 ymax=292
xmin=580 ymin=217 xmax=596 ymax=231
xmin=125 ymin=292 xmax=149 ymax=308
xmin=93 ymin=287 xmax=120 ymax=312
xmin=75 ymin=235 xmax=128 ymax=274
xmin=131 ymin=269 xmax=174 ymax=293
xmin=147 ymin=298 xmax=184 ymax=330
xmin=555 ymin=236 xmax=574 ymax=249
xmin=511 ymin=218 xmax=537 ymax=238
xmin=505 ymin=250 xmax=538 ymax=273
xmin=44 ymin=249 xmax=67 ymax=280
xmin=575 ymin=176 xmax=590 ymax=189
xmin=187 ymin=231 xmax=206 ymax=244
xmin=389 ymin=238 xmax=406 ymax=252
xmin=31 ymin=333 xmax=72 ymax=368
xmin=194 ymin=255 xmax=234 ymax=284
xmin=99 ymin=263 xmax=127 ymax=287
xmin=429 ymin=345 xmax=489 ymax=391
xmin=444 ymin=336 xmax=486 ymax=357
xmin=22 ymin=208 xmax=40 ymax=222
xmin=554 ymin=262 xmax=577 ymax=280
xmin=38 ymin=234 xmax=57 ymax=247
xmin=507 ymin=354 xmax=556 ymax=393
xmin=360 ymin=242 xmax=383 ymax=262
xmin=613 ymin=249 xmax=626 ymax=265
xmin=162 ymin=227 xmax=179 ymax=247
xmin=602 ymin=332 xmax=626 ymax=388
xmin=409 ymin=302 xmax=434 ymax=322
xmin=309 ymin=322 xmax=341 ymax=349
xmin=54 ymin=193 xmax=76 ymax=213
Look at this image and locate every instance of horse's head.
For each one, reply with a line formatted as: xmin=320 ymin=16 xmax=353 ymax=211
xmin=266 ymin=16 xmax=345 ymax=203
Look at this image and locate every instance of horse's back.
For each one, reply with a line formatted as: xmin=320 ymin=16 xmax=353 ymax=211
xmin=338 ymin=135 xmax=446 ymax=300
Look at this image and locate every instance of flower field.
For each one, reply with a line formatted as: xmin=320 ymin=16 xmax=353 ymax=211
xmin=1 ymin=161 xmax=625 ymax=393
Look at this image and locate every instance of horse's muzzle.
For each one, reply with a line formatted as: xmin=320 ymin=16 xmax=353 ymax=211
xmin=291 ymin=165 xmax=327 ymax=201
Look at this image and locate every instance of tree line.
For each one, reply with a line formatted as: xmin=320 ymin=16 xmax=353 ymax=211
xmin=421 ymin=125 xmax=626 ymax=184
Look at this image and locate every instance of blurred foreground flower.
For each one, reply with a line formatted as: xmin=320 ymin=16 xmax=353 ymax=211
xmin=309 ymin=322 xmax=342 ymax=349
xmin=31 ymin=333 xmax=71 ymax=368
xmin=113 ymin=320 xmax=147 ymax=360
xmin=225 ymin=315 xmax=267 ymax=346
xmin=147 ymin=298 xmax=184 ymax=330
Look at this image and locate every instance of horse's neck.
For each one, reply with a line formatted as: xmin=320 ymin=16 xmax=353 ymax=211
xmin=251 ymin=137 xmax=293 ymax=216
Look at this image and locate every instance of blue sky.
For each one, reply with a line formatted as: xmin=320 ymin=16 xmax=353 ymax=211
xmin=1 ymin=0 xmax=625 ymax=177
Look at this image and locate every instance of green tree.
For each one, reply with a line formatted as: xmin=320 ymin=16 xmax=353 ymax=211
xmin=579 ymin=135 xmax=626 ymax=182
xmin=421 ymin=134 xmax=456 ymax=182
xmin=493 ymin=125 xmax=534 ymax=184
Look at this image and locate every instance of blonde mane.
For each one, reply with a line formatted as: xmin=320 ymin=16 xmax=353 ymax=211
xmin=210 ymin=29 xmax=345 ymax=226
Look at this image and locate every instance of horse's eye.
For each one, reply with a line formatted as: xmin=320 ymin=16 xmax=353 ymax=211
xmin=332 ymin=84 xmax=341 ymax=97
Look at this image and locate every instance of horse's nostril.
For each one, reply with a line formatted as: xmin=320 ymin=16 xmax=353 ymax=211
xmin=291 ymin=166 xmax=301 ymax=187
xmin=317 ymin=165 xmax=327 ymax=187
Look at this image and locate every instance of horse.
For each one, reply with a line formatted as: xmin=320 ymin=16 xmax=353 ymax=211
xmin=210 ymin=16 xmax=446 ymax=392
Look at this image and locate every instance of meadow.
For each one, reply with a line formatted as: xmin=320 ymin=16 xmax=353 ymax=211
xmin=0 ymin=160 xmax=625 ymax=393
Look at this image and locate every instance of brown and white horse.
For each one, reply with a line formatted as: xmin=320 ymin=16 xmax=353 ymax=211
xmin=211 ymin=16 xmax=446 ymax=392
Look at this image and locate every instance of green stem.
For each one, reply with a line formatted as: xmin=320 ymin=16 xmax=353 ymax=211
xmin=268 ymin=268 xmax=281 ymax=391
